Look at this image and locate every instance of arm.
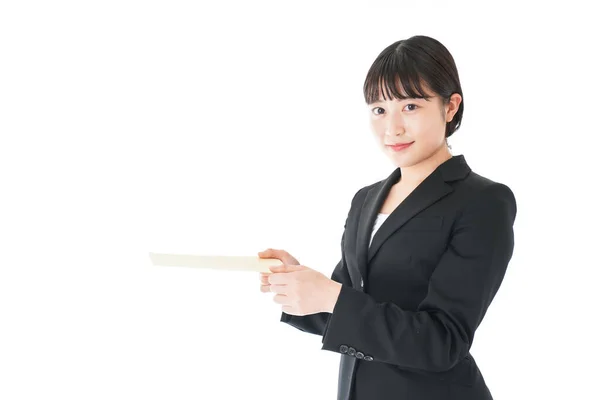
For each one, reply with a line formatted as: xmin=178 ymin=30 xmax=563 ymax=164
xmin=280 ymin=255 xmax=352 ymax=335
xmin=320 ymin=183 xmax=517 ymax=372
xmin=279 ymin=189 xmax=361 ymax=336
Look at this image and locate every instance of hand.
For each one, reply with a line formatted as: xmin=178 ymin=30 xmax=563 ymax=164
xmin=258 ymin=248 xmax=300 ymax=266
xmin=258 ymin=248 xmax=300 ymax=294
xmin=259 ymin=262 xmax=342 ymax=316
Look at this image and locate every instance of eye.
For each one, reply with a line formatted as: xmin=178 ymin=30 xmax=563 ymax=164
xmin=370 ymin=104 xmax=418 ymax=115
xmin=371 ymin=107 xmax=385 ymax=115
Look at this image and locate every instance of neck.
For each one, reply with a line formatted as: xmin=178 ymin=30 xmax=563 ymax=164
xmin=399 ymin=145 xmax=453 ymax=186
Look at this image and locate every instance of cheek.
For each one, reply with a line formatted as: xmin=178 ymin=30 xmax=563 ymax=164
xmin=369 ymin=118 xmax=381 ymax=129
xmin=369 ymin=121 xmax=384 ymax=137
xmin=412 ymin=116 xmax=444 ymax=139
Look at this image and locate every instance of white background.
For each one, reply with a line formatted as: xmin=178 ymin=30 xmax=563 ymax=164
xmin=1 ymin=1 xmax=599 ymax=399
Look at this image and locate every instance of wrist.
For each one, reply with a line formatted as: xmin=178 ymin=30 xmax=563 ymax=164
xmin=325 ymin=281 xmax=343 ymax=313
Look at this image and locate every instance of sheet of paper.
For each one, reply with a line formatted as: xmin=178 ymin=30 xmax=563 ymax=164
xmin=148 ymin=252 xmax=283 ymax=272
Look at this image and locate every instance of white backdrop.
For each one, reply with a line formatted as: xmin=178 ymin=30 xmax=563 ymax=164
xmin=1 ymin=1 xmax=599 ymax=399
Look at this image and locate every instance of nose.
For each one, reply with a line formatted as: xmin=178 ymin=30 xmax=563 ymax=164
xmin=384 ymin=111 xmax=405 ymax=136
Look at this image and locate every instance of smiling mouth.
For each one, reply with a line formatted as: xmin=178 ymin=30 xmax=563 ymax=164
xmin=387 ymin=142 xmax=414 ymax=151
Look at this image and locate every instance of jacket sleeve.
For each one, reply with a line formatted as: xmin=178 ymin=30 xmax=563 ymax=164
xmin=279 ymin=189 xmax=362 ymax=335
xmin=320 ymin=183 xmax=517 ymax=372
xmin=279 ymin=256 xmax=352 ymax=335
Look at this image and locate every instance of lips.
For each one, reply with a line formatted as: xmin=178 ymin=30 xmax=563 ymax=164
xmin=387 ymin=142 xmax=414 ymax=150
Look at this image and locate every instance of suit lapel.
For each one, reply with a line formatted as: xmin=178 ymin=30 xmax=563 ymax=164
xmin=355 ymin=155 xmax=471 ymax=285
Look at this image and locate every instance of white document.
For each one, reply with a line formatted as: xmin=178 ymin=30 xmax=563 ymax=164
xmin=148 ymin=252 xmax=283 ymax=272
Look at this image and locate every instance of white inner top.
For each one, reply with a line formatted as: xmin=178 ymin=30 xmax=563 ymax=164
xmin=369 ymin=212 xmax=390 ymax=247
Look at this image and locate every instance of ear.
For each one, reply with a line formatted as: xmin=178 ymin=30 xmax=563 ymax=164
xmin=445 ymin=93 xmax=462 ymax=122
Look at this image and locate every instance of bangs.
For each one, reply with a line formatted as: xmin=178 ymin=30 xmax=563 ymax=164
xmin=363 ymin=51 xmax=433 ymax=105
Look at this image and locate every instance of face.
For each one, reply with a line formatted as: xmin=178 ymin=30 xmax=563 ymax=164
xmin=368 ymin=84 xmax=461 ymax=170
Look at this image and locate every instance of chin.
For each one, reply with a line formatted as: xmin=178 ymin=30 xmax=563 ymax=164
xmin=388 ymin=154 xmax=416 ymax=168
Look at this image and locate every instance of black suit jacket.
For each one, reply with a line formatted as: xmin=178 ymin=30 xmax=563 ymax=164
xmin=280 ymin=154 xmax=517 ymax=400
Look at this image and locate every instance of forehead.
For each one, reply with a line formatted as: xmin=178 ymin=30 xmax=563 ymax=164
xmin=371 ymin=95 xmax=432 ymax=104
xmin=368 ymin=75 xmax=437 ymax=104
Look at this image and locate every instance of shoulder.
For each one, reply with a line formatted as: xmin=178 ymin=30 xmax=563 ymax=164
xmin=344 ymin=178 xmax=385 ymax=214
xmin=350 ymin=181 xmax=380 ymax=203
xmin=460 ymin=171 xmax=516 ymax=212
xmin=346 ymin=167 xmax=517 ymax=219
xmin=454 ymin=172 xmax=517 ymax=225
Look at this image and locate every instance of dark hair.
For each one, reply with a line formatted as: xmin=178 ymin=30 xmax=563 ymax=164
xmin=363 ymin=35 xmax=464 ymax=139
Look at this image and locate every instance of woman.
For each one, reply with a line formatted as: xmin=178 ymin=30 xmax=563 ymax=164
xmin=258 ymin=35 xmax=517 ymax=400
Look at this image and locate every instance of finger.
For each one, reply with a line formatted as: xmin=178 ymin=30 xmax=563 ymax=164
xmin=259 ymin=272 xmax=270 ymax=283
xmin=260 ymin=284 xmax=271 ymax=293
xmin=281 ymin=304 xmax=294 ymax=314
xmin=273 ymin=293 xmax=289 ymax=305
xmin=258 ymin=248 xmax=283 ymax=258
xmin=269 ymin=264 xmax=304 ymax=273
xmin=267 ymin=272 xmax=292 ymax=285
xmin=260 ymin=275 xmax=270 ymax=285
xmin=259 ymin=248 xmax=291 ymax=262
xmin=258 ymin=248 xmax=273 ymax=256
xmin=269 ymin=283 xmax=288 ymax=295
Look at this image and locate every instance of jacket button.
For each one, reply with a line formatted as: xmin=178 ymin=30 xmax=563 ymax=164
xmin=364 ymin=355 xmax=373 ymax=361
xmin=355 ymin=352 xmax=364 ymax=359
xmin=360 ymin=279 xmax=364 ymax=288
xmin=339 ymin=345 xmax=348 ymax=354
xmin=347 ymin=347 xmax=356 ymax=356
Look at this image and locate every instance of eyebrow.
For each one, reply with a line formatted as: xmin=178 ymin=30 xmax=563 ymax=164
xmin=368 ymin=97 xmax=426 ymax=105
